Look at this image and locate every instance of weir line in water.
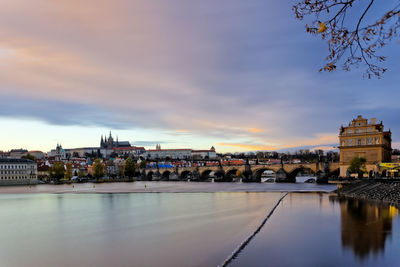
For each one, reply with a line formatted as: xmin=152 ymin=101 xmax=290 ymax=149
xmin=219 ymin=192 xmax=289 ymax=267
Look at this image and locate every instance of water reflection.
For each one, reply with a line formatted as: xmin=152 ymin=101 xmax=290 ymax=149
xmin=331 ymin=196 xmax=399 ymax=259
xmin=1 ymin=192 xmax=399 ymax=267
xmin=0 ymin=193 xmax=286 ymax=267
xmin=232 ymin=193 xmax=400 ymax=267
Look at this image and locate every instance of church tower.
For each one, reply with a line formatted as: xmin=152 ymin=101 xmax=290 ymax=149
xmin=106 ymin=131 xmax=114 ymax=149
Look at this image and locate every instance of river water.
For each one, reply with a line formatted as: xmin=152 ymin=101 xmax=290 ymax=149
xmin=0 ymin=183 xmax=399 ymax=267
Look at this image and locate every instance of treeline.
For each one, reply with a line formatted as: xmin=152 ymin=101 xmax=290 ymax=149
xmin=48 ymin=158 xmax=147 ymax=181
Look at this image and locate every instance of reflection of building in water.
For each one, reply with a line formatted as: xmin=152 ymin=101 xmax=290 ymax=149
xmin=337 ymin=198 xmax=398 ymax=258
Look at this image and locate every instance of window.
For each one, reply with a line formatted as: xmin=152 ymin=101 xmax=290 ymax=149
xmin=355 ymin=129 xmax=364 ymax=134
xmin=375 ymin=137 xmax=380 ymax=144
xmin=347 ymin=139 xmax=353 ymax=146
xmin=357 ymin=139 xmax=362 ymax=146
xmin=367 ymin=137 xmax=373 ymax=145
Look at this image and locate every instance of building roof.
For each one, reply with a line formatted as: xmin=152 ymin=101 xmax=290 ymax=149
xmin=10 ymin=149 xmax=28 ymax=153
xmin=0 ymin=158 xmax=35 ymax=163
xmin=65 ymin=147 xmax=99 ymax=151
xmin=115 ymin=141 xmax=131 ymax=147
xmin=114 ymin=146 xmax=146 ymax=151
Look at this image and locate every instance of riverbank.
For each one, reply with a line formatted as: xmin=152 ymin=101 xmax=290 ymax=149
xmin=0 ymin=181 xmax=337 ymax=194
xmin=337 ymin=181 xmax=400 ymax=206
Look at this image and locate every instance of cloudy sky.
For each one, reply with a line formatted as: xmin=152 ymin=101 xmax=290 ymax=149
xmin=0 ymin=0 xmax=399 ymax=153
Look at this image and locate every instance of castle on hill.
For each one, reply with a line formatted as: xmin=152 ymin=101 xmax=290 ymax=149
xmin=49 ymin=132 xmax=145 ymax=159
xmin=100 ymin=131 xmax=131 ymax=149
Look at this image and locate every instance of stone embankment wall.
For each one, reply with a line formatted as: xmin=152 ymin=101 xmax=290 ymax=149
xmin=337 ymin=181 xmax=400 ymax=206
xmin=0 ymin=179 xmax=38 ymax=186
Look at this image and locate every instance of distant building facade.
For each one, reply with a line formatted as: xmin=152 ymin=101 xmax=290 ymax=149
xmin=192 ymin=147 xmax=217 ymax=159
xmin=0 ymin=151 xmax=7 ymax=158
xmin=339 ymin=116 xmax=392 ymax=177
xmin=114 ymin=146 xmax=146 ymax=157
xmin=145 ymin=145 xmax=217 ymax=160
xmin=37 ymin=161 xmax=50 ymax=180
xmin=145 ymin=148 xmax=192 ymax=160
xmin=9 ymin=149 xmax=28 ymax=159
xmin=0 ymin=158 xmax=38 ymax=185
xmin=27 ymin=151 xmax=45 ymax=159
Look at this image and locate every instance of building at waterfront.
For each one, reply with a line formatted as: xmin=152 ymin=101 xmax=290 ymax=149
xmin=339 ymin=115 xmax=392 ymax=177
xmin=0 ymin=158 xmax=38 ymax=185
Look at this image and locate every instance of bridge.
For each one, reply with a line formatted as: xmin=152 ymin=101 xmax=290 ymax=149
xmin=142 ymin=162 xmax=340 ymax=183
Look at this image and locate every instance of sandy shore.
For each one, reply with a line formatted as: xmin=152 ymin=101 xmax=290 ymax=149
xmin=0 ymin=181 xmax=337 ymax=194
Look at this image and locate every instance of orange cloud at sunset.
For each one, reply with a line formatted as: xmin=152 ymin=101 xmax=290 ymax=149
xmin=247 ymin=128 xmax=264 ymax=133
xmin=286 ymin=133 xmax=338 ymax=148
xmin=216 ymin=133 xmax=338 ymax=152
xmin=217 ymin=143 xmax=278 ymax=151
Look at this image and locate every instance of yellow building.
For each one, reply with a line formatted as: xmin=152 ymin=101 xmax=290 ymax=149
xmin=339 ymin=115 xmax=391 ymax=177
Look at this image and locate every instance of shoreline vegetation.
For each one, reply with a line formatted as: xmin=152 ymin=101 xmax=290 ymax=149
xmin=337 ymin=180 xmax=400 ymax=207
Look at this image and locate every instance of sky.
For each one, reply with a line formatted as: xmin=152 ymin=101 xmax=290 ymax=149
xmin=0 ymin=0 xmax=399 ymax=153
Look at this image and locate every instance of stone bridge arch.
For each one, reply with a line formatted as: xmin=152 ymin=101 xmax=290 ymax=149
xmin=200 ymin=169 xmax=214 ymax=181
xmin=225 ymin=169 xmax=239 ymax=182
xmin=327 ymin=168 xmax=340 ymax=177
xmin=143 ymin=162 xmax=339 ymax=183
xmin=287 ymin=166 xmax=317 ymax=181
xmin=146 ymin=171 xmax=154 ymax=181
xmin=180 ymin=170 xmax=192 ymax=180
xmin=161 ymin=170 xmax=171 ymax=181
xmin=252 ymin=168 xmax=277 ymax=180
xmin=214 ymin=169 xmax=225 ymax=181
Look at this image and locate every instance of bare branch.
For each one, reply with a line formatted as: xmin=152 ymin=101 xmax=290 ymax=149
xmin=293 ymin=0 xmax=400 ymax=78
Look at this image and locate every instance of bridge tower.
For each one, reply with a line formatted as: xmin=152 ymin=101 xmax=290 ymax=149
xmin=242 ymin=158 xmax=257 ymax=182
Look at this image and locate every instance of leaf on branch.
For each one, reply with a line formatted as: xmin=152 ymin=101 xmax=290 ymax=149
xmin=318 ymin=21 xmax=327 ymax=33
